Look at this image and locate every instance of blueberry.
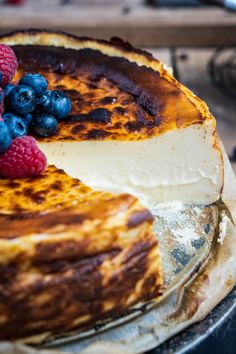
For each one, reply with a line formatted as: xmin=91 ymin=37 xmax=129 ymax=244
xmin=22 ymin=113 xmax=34 ymax=126
xmin=19 ymin=74 xmax=48 ymax=94
xmin=32 ymin=114 xmax=58 ymax=137
xmin=8 ymin=85 xmax=36 ymax=115
xmin=0 ymin=90 xmax=3 ymax=105
xmin=4 ymin=84 xmax=16 ymax=100
xmin=0 ymin=122 xmax=12 ymax=153
xmin=49 ymin=90 xmax=71 ymax=121
xmin=35 ymin=92 xmax=52 ymax=113
xmin=3 ymin=113 xmax=28 ymax=139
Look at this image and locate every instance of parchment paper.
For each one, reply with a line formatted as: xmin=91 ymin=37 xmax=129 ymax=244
xmin=1 ymin=143 xmax=235 ymax=354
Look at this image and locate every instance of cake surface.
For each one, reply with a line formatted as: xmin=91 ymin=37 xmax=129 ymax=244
xmin=12 ymin=44 xmax=207 ymax=142
xmin=0 ymin=165 xmax=162 ymax=340
xmin=0 ymin=30 xmax=225 ymax=341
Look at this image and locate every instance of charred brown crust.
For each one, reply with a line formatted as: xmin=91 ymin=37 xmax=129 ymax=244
xmin=0 ymin=29 xmax=215 ymax=143
xmin=0 ymin=195 xmax=150 ymax=240
xmin=11 ymin=44 xmax=202 ymax=142
xmin=127 ymin=210 xmax=153 ymax=228
xmin=0 ymin=237 xmax=162 ymax=340
xmin=0 ymin=165 xmax=162 ymax=340
xmin=0 ymin=29 xmax=154 ymax=59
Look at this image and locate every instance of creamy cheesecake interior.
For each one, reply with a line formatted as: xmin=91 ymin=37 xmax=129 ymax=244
xmin=40 ymin=121 xmax=222 ymax=207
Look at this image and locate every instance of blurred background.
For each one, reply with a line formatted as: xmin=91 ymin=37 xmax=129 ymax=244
xmin=0 ymin=1 xmax=235 ymax=353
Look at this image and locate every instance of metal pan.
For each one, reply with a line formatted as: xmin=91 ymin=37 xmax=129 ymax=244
xmin=150 ymin=286 xmax=236 ymax=354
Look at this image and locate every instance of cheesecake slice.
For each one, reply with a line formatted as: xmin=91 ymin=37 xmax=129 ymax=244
xmin=0 ymin=30 xmax=224 ymax=208
xmin=0 ymin=165 xmax=162 ymax=340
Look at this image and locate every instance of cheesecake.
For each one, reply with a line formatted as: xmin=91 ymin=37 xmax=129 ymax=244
xmin=0 ymin=30 xmax=224 ymax=341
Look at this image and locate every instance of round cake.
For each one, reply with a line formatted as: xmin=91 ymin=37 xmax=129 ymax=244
xmin=0 ymin=30 xmax=224 ymax=343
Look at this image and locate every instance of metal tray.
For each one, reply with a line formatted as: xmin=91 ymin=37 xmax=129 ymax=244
xmin=149 ymin=286 xmax=236 ymax=354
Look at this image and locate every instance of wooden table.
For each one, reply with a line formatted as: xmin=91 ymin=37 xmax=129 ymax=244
xmin=0 ymin=1 xmax=236 ymax=47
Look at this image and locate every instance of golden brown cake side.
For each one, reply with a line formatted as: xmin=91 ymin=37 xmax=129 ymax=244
xmin=0 ymin=166 xmax=163 ymax=341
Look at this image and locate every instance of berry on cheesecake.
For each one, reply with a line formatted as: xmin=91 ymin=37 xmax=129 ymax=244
xmin=0 ymin=136 xmax=46 ymax=178
xmin=3 ymin=112 xmax=28 ymax=139
xmin=0 ymin=121 xmax=11 ymax=153
xmin=3 ymin=82 xmax=16 ymax=99
xmin=49 ymin=90 xmax=72 ymax=120
xmin=0 ymin=44 xmax=18 ymax=85
xmin=0 ymin=88 xmax=4 ymax=115
xmin=7 ymin=85 xmax=36 ymax=115
xmin=0 ymin=43 xmax=71 ymax=178
xmin=35 ymin=92 xmax=52 ymax=113
xmin=32 ymin=114 xmax=58 ymax=137
xmin=22 ymin=113 xmax=33 ymax=125
xmin=19 ymin=73 xmax=48 ymax=94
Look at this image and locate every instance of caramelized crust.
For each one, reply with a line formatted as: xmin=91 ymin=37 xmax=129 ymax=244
xmin=0 ymin=165 xmax=113 ymax=215
xmin=0 ymin=166 xmax=162 ymax=341
xmin=0 ymin=30 xmax=215 ymax=142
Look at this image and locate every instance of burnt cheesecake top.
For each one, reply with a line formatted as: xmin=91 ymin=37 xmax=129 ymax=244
xmin=0 ymin=30 xmax=214 ymax=143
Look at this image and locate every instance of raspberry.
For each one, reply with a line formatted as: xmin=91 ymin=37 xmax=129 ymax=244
xmin=0 ymin=44 xmax=18 ymax=85
xmin=0 ymin=88 xmax=4 ymax=115
xmin=0 ymin=136 xmax=47 ymax=178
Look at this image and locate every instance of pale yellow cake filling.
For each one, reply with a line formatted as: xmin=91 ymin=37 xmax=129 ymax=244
xmin=39 ymin=121 xmax=223 ymax=208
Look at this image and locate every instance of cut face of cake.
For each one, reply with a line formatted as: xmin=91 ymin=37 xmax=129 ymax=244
xmin=0 ymin=30 xmax=224 ymax=341
xmin=0 ymin=165 xmax=162 ymax=340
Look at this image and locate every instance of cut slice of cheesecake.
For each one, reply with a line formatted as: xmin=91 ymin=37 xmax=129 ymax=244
xmin=0 ymin=165 xmax=162 ymax=340
xmin=1 ymin=30 xmax=224 ymax=208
